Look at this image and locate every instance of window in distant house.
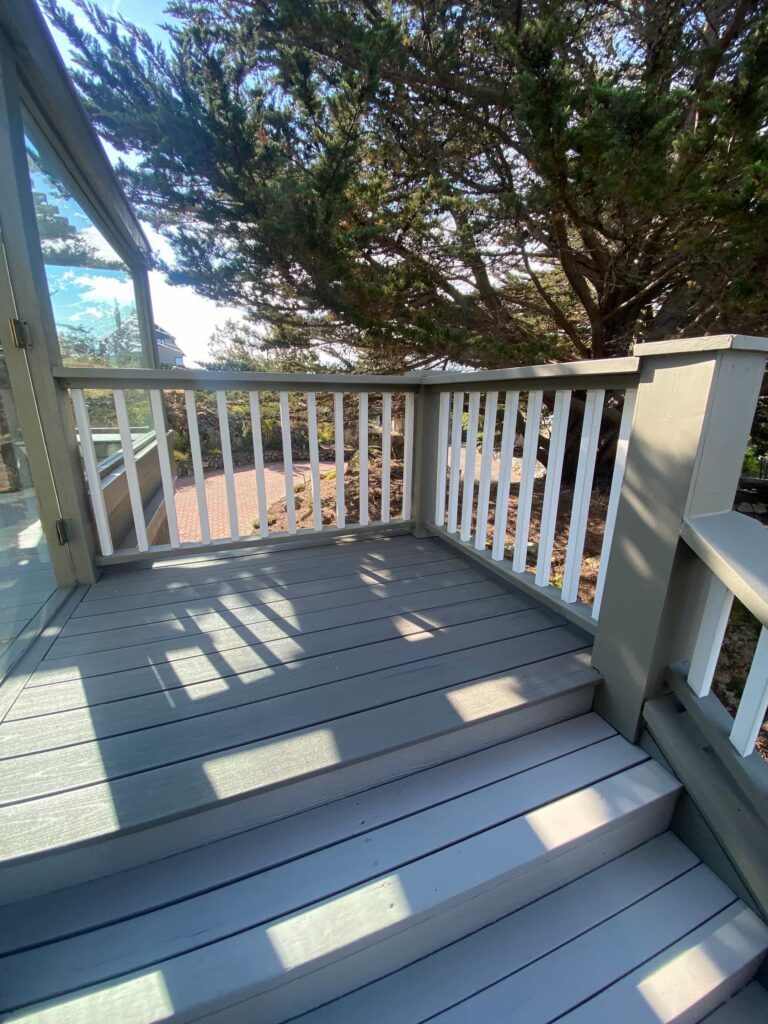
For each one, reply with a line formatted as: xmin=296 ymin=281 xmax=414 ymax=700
xmin=175 ymin=356 xmax=184 ymax=366
xmin=23 ymin=117 xmax=147 ymax=369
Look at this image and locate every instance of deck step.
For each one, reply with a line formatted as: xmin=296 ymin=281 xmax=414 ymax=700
xmin=705 ymin=983 xmax=768 ymax=1022
xmin=0 ymin=641 xmax=596 ymax=901
xmin=1 ymin=721 xmax=684 ymax=1022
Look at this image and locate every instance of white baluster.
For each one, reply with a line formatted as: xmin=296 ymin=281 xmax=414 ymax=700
xmin=592 ymin=388 xmax=638 ymax=618
xmin=512 ymin=390 xmax=543 ymax=573
xmin=70 ymin=389 xmax=114 ymax=557
xmin=215 ymin=390 xmax=240 ymax=541
xmin=279 ymin=391 xmax=296 ymax=534
xmin=149 ymin=389 xmax=179 ymax=548
xmin=249 ymin=391 xmax=270 ymax=539
xmin=535 ymin=390 xmax=571 ymax=587
xmin=434 ymin=391 xmax=451 ymax=527
xmin=447 ymin=391 xmax=464 ymax=534
xmin=491 ymin=391 xmax=520 ymax=561
xmin=113 ymin=389 xmax=149 ymax=552
xmin=688 ymin=574 xmax=733 ymax=697
xmin=730 ymin=627 xmax=768 ymax=757
xmin=474 ymin=391 xmax=498 ymax=551
xmin=359 ymin=392 xmax=369 ymax=526
xmin=460 ymin=391 xmax=481 ymax=542
xmin=184 ymin=390 xmax=210 ymax=543
xmin=306 ymin=392 xmax=323 ymax=532
xmin=402 ymin=391 xmax=415 ymax=521
xmin=334 ymin=392 xmax=345 ymax=528
xmin=381 ymin=392 xmax=392 ymax=524
xmin=561 ymin=389 xmax=605 ymax=603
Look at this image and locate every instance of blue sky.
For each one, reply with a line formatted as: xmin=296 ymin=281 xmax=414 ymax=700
xmin=44 ymin=1 xmax=245 ymax=365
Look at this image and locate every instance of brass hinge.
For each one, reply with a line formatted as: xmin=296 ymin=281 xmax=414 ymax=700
xmin=9 ymin=317 xmax=31 ymax=349
xmin=54 ymin=518 xmax=69 ymax=545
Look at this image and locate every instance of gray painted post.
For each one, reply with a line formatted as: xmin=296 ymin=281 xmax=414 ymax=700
xmin=410 ymin=386 xmax=442 ymax=538
xmin=592 ymin=335 xmax=768 ymax=740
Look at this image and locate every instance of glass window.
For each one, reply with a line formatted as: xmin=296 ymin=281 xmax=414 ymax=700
xmin=23 ymin=118 xmax=146 ymax=368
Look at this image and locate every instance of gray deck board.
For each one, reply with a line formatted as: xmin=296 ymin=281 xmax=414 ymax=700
xmin=0 ymin=535 xmax=596 ymax=864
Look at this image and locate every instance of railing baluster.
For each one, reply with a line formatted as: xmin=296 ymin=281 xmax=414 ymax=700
xmin=535 ymin=390 xmax=571 ymax=587
xmin=70 ymin=388 xmax=114 ymax=557
xmin=491 ymin=391 xmax=519 ymax=561
xmin=474 ymin=391 xmax=498 ymax=551
xmin=459 ymin=391 xmax=481 ymax=542
xmin=184 ymin=390 xmax=210 ymax=544
xmin=249 ymin=391 xmax=269 ymax=540
xmin=113 ymin=389 xmax=149 ymax=552
xmin=512 ymin=390 xmax=543 ymax=573
xmin=402 ymin=391 xmax=415 ymax=521
xmin=730 ymin=627 xmax=768 ymax=756
xmin=334 ymin=392 xmax=345 ymax=528
xmin=591 ymin=388 xmax=638 ymax=618
xmin=215 ymin=390 xmax=240 ymax=541
xmin=561 ymin=389 xmax=605 ymax=603
xmin=278 ymin=390 xmax=296 ymax=534
xmin=688 ymin=574 xmax=733 ymax=697
xmin=381 ymin=392 xmax=392 ymax=524
xmin=148 ymin=389 xmax=179 ymax=548
xmin=447 ymin=391 xmax=464 ymax=534
xmin=434 ymin=391 xmax=451 ymax=527
xmin=359 ymin=392 xmax=369 ymax=526
xmin=306 ymin=391 xmax=322 ymax=532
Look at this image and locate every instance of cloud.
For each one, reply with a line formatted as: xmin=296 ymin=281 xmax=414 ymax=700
xmin=147 ymin=270 xmax=244 ymax=366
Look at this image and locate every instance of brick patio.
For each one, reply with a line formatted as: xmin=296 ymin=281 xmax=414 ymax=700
xmin=174 ymin=460 xmax=335 ymax=542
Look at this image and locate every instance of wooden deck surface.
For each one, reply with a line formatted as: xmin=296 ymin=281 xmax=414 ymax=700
xmin=0 ymin=533 xmax=595 ymax=872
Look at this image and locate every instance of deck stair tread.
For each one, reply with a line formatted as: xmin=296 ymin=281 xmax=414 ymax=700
xmin=704 ymin=984 xmax=768 ymax=1022
xmin=1 ymin=726 xmax=685 ymax=1021
xmin=1 ymin=535 xmax=764 ymax=1023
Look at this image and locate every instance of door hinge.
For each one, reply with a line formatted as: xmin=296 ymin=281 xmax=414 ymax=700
xmin=55 ymin=518 xmax=69 ymax=545
xmin=9 ymin=317 xmax=31 ymax=349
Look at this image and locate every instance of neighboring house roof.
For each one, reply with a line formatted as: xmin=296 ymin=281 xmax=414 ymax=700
xmin=155 ymin=326 xmax=185 ymax=357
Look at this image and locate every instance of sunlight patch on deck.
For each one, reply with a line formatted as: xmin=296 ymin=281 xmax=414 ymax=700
xmin=266 ymin=874 xmax=411 ymax=970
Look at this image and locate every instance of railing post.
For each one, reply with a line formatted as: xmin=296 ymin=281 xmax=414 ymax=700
xmin=410 ymin=385 xmax=442 ymax=537
xmin=592 ymin=335 xmax=768 ymax=740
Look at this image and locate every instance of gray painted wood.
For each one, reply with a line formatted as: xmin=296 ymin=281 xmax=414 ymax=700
xmin=69 ymin=544 xmax=460 ymax=617
xmin=430 ymin=869 xmax=740 ymax=1023
xmin=556 ymin=904 xmax=768 ymax=1024
xmin=32 ymin=591 xmax=525 ymax=685
xmin=593 ymin=343 xmax=768 ymax=740
xmin=297 ymin=833 xmax=699 ymax=1024
xmin=2 ymin=761 xmax=680 ymax=1021
xmin=0 ymin=617 xmax=588 ymax=800
xmin=60 ymin=557 xmax=476 ymax=636
xmin=45 ymin=573 xmax=502 ymax=661
xmin=704 ymin=983 xmax=768 ymax=1023
xmin=0 ymin=627 xmax=591 ymax=857
xmin=0 ymin=735 xmax=645 ymax=1008
xmin=0 ymin=714 xmax=615 ymax=954
xmin=13 ymin=606 xmax=566 ymax=718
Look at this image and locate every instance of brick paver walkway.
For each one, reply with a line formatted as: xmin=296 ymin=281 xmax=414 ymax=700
xmin=174 ymin=460 xmax=335 ymax=542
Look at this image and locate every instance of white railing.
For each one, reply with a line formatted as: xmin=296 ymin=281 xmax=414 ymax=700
xmin=424 ymin=359 xmax=641 ymax=622
xmin=58 ymin=367 xmax=417 ymax=559
xmin=679 ymin=512 xmax=768 ymax=758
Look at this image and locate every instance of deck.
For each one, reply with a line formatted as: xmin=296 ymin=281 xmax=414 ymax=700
xmin=2 ymin=532 xmax=767 ymax=1023
xmin=0 ymin=533 xmax=595 ymax=890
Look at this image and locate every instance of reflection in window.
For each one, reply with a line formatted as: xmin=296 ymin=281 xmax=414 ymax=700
xmin=24 ymin=119 xmax=145 ymax=368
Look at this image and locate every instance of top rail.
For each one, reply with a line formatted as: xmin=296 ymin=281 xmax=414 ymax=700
xmin=420 ymin=356 xmax=641 ymax=390
xmin=52 ymin=366 xmax=423 ymax=392
xmin=682 ymin=512 xmax=768 ymax=629
xmin=52 ymin=357 xmax=642 ymax=393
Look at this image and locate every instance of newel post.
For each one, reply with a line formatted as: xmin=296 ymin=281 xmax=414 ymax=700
xmin=410 ymin=385 xmax=443 ymax=538
xmin=592 ymin=335 xmax=768 ymax=740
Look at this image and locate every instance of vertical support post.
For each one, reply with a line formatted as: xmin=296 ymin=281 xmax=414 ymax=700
xmin=410 ymin=386 xmax=443 ymax=537
xmin=592 ymin=336 xmax=768 ymax=740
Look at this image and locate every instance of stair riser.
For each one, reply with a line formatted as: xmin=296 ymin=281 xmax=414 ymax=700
xmin=212 ymin=791 xmax=678 ymax=1024
xmin=0 ymin=685 xmax=594 ymax=903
